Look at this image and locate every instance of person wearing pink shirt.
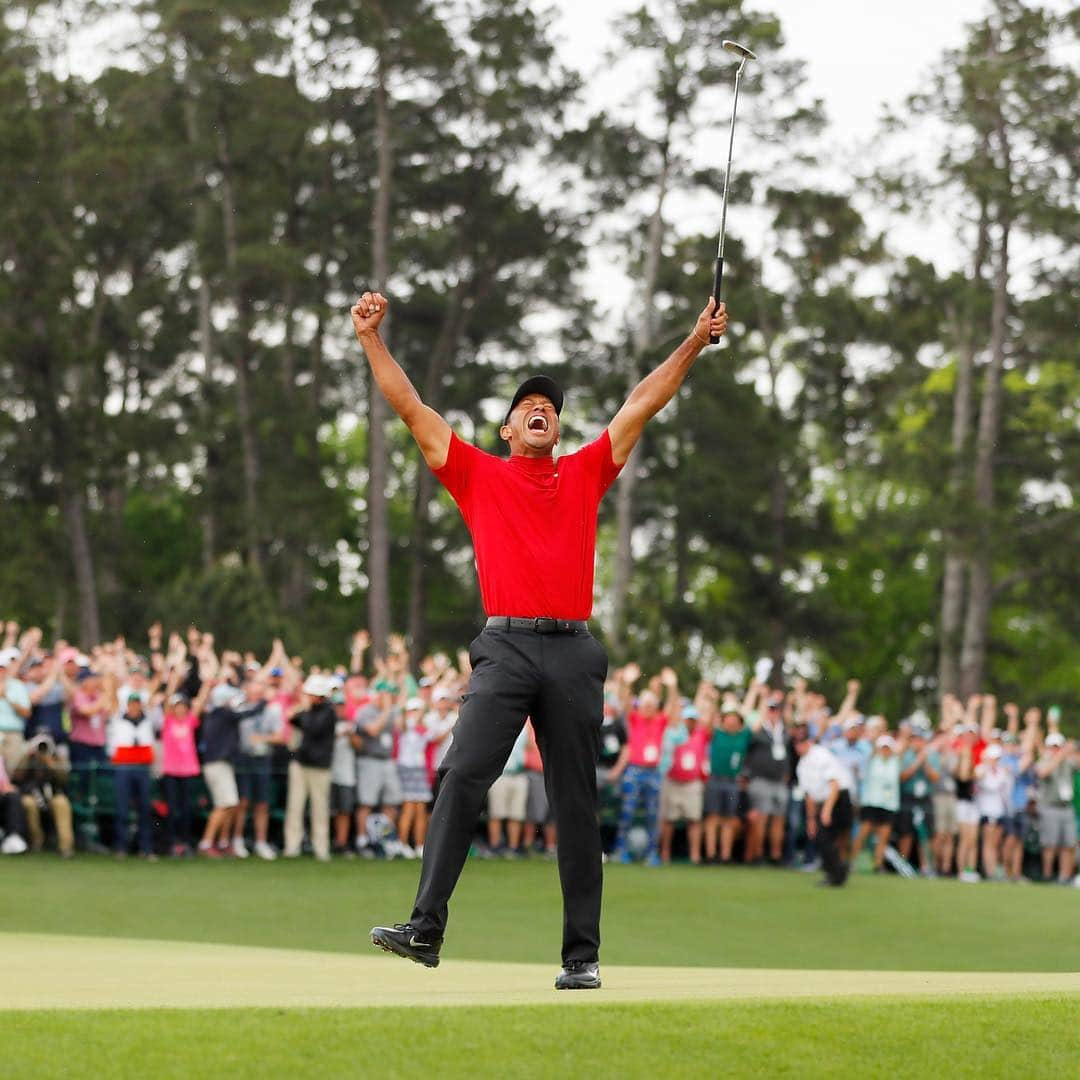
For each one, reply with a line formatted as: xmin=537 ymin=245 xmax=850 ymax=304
xmin=658 ymin=704 xmax=710 ymax=865
xmin=157 ymin=692 xmax=203 ymax=856
xmin=607 ymin=670 xmax=680 ymax=865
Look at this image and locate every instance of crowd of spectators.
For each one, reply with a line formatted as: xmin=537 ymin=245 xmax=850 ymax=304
xmin=0 ymin=619 xmax=1077 ymax=889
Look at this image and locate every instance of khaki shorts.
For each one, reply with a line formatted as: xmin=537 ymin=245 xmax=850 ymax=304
xmin=661 ymin=779 xmax=705 ymax=823
xmin=204 ymin=761 xmax=239 ymax=809
xmin=933 ymin=793 xmax=958 ymax=835
xmin=488 ymin=773 xmax=528 ymax=822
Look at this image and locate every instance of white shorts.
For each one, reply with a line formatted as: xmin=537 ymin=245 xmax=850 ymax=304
xmin=357 ymin=758 xmax=402 ymax=808
xmin=955 ymin=799 xmax=979 ymax=827
xmin=204 ymin=761 xmax=239 ymax=809
xmin=488 ymin=773 xmax=528 ymax=822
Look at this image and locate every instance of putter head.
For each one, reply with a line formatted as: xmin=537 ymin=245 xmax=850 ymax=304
xmin=722 ymin=40 xmax=757 ymax=62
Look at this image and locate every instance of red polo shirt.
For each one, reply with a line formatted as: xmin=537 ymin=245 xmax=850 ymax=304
xmin=434 ymin=430 xmax=623 ymax=620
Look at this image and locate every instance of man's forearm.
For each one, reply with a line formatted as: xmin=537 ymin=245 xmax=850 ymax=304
xmin=356 ymin=330 xmax=424 ymax=424
xmin=626 ymin=334 xmax=704 ymax=421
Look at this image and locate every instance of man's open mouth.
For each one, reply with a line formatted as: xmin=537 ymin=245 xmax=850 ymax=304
xmin=527 ymin=415 xmax=549 ymax=433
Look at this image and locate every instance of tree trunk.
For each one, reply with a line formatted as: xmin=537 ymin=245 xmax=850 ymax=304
xmin=959 ymin=215 xmax=1010 ymax=697
xmin=366 ymin=58 xmax=393 ymax=658
xmin=938 ymin=194 xmax=990 ymax=695
xmin=216 ymin=111 xmax=262 ymax=571
xmin=182 ymin=89 xmax=221 ymax=569
xmin=61 ymin=483 xmax=101 ymax=647
xmin=611 ymin=140 xmax=670 ymax=656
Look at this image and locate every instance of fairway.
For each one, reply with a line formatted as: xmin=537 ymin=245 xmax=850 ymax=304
xmin=3 ymin=857 xmax=1078 ymax=1077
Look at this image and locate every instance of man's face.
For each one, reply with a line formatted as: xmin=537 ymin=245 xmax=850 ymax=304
xmin=638 ymin=691 xmax=659 ymax=718
xmin=501 ymin=394 xmax=560 ymax=455
xmin=125 ymin=699 xmax=143 ymax=719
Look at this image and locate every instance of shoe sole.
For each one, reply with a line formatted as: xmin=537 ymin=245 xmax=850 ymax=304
xmin=554 ymin=979 xmax=601 ymax=990
xmin=370 ymin=929 xmax=440 ymax=969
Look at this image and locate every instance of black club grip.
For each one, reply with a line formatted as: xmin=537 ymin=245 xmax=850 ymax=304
xmin=709 ymin=256 xmax=724 ymax=344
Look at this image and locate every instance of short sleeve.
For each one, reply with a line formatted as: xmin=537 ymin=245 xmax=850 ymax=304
xmin=576 ymin=430 xmax=623 ymax=497
xmin=433 ymin=431 xmax=486 ymax=507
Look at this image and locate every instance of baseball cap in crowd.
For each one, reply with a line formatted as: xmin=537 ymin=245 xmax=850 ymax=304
xmin=720 ymin=704 xmax=742 ymax=718
xmin=168 ymin=692 xmax=189 ymax=707
xmin=269 ymin=666 xmax=285 ymax=678
xmin=842 ymin=715 xmax=863 ymax=731
xmin=210 ymin=683 xmax=245 ymax=709
xmin=58 ymin=646 xmax=80 ymax=665
xmin=0 ymin=647 xmax=21 ymax=667
xmin=1002 ymin=732 xmax=1018 ymax=745
xmin=126 ymin=692 xmax=143 ymax=704
xmin=1045 ymin=733 xmax=1066 ymax=748
xmin=503 ymin=375 xmax=563 ymax=426
xmin=984 ymin=744 xmax=1003 ymax=760
xmin=433 ymin=688 xmax=454 ymax=702
xmin=405 ymin=697 xmax=425 ymax=712
xmin=875 ymin=735 xmax=897 ymax=750
xmin=302 ymin=674 xmax=333 ymax=697
xmin=682 ymin=704 xmax=699 ymax=721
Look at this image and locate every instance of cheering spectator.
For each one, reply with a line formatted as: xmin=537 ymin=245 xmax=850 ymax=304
xmin=742 ymin=689 xmax=792 ymax=865
xmin=157 ymin=691 xmax=203 ymax=858
xmin=330 ymin=688 xmax=359 ymax=857
xmin=424 ymin=687 xmax=459 ymax=785
xmin=108 ymin=691 xmax=158 ymax=859
xmin=975 ymin=743 xmax=1013 ymax=881
xmin=13 ymin=732 xmax=74 ymax=857
xmin=610 ymin=667 xmax=679 ymax=865
xmin=0 ymin=646 xmax=31 ymax=773
xmin=486 ymin=726 xmax=528 ymax=857
xmin=704 ymin=703 xmax=750 ymax=864
xmin=953 ymin=724 xmax=981 ymax=882
xmin=352 ymin=689 xmax=402 ymax=856
xmin=198 ymin=680 xmax=262 ymax=858
xmin=896 ymin=722 xmax=940 ymax=876
xmin=25 ymin=654 xmax=68 ymax=756
xmin=522 ymin=720 xmax=556 ymax=858
xmin=850 ymin=734 xmax=902 ymax=873
xmin=1001 ymin=710 xmax=1038 ymax=883
xmin=794 ymin=726 xmax=855 ymax=887
xmin=396 ymin=697 xmax=434 ymax=858
xmin=283 ymin=674 xmax=337 ymax=861
xmin=234 ymin=680 xmax=284 ymax=861
xmin=67 ymin=666 xmax=110 ymax=795
xmin=1036 ymin=732 xmax=1078 ymax=885
xmin=658 ymin=703 xmax=709 ymax=865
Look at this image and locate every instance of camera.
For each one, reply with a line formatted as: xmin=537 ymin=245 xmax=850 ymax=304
xmin=32 ymin=733 xmax=56 ymax=756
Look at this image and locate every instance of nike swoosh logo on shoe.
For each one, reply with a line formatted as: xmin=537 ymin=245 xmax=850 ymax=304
xmin=409 ymin=936 xmax=432 ymax=948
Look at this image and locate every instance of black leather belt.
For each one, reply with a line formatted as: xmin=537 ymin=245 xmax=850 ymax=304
xmin=485 ymin=616 xmax=589 ymax=634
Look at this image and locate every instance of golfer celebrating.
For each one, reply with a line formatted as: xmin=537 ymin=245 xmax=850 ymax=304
xmin=357 ymin=290 xmax=728 ymax=989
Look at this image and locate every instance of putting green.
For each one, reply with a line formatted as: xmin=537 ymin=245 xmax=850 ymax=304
xmin=2 ymin=933 xmax=1078 ymax=1010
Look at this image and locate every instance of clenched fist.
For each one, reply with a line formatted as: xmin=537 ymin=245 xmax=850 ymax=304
xmin=352 ymin=291 xmax=389 ymax=337
xmin=692 ymin=298 xmax=728 ymax=345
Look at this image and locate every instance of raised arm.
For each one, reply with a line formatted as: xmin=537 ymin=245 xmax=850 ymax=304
xmin=607 ymin=298 xmax=728 ymax=466
xmin=351 ymin=292 xmax=452 ymax=470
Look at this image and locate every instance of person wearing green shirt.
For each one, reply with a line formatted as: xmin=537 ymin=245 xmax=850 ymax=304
xmin=704 ymin=707 xmax=751 ymax=864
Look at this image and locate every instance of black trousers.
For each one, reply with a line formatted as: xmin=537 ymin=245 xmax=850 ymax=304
xmin=816 ymin=789 xmax=853 ymax=886
xmin=411 ymin=626 xmax=607 ymax=963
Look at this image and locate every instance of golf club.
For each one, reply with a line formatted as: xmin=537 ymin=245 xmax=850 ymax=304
xmin=709 ymin=39 xmax=757 ymax=344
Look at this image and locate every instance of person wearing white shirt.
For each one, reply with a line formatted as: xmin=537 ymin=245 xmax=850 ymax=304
xmin=794 ymin=729 xmax=855 ymax=887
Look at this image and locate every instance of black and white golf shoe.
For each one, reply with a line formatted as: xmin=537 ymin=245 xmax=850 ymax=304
xmin=554 ymin=960 xmax=601 ymax=990
xmin=370 ymin=923 xmax=442 ymax=968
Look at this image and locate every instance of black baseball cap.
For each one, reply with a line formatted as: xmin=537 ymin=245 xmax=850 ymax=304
xmin=503 ymin=375 xmax=563 ymax=426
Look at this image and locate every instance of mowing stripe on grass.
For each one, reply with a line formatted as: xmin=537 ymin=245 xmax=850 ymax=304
xmin=2 ymin=933 xmax=1078 ymax=1010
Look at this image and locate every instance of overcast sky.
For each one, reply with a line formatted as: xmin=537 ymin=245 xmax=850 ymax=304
xmin=551 ymin=0 xmax=1002 ymax=143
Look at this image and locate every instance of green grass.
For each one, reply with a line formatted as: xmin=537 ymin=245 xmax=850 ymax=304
xmin=4 ymin=855 xmax=1080 ymax=971
xmin=4 ymin=998 xmax=1080 ymax=1078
